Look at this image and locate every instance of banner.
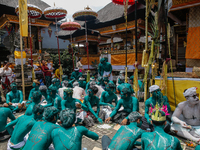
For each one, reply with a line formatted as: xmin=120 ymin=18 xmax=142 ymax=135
xmin=18 ymin=0 xmax=28 ymax=37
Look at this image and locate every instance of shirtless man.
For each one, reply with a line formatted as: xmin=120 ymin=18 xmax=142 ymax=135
xmin=72 ymin=82 xmax=86 ymax=100
xmin=171 ymin=87 xmax=200 ymax=142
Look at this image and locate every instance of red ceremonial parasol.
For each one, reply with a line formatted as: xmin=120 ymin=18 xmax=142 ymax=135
xmin=15 ymin=4 xmax=42 ymax=66
xmin=44 ymin=5 xmax=67 ymax=64
xmin=60 ymin=21 xmax=81 ymax=70
xmin=73 ymin=6 xmax=98 ymax=70
xmin=112 ymin=0 xmax=135 ymax=5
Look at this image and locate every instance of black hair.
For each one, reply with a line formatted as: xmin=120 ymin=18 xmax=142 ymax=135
xmin=32 ymin=104 xmax=44 ymax=115
xmin=152 ymin=120 xmax=165 ymax=126
xmin=90 ymin=86 xmax=98 ymax=94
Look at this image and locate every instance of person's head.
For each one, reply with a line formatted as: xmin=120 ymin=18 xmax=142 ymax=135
xmin=32 ymin=104 xmax=44 ymax=121
xmin=121 ymin=88 xmax=131 ymax=100
xmin=89 ymin=81 xmax=96 ymax=87
xmin=33 ymin=91 xmax=42 ymax=102
xmin=10 ymin=82 xmax=17 ymax=92
xmin=129 ymin=76 xmax=134 ymax=83
xmin=73 ymin=81 xmax=79 ymax=88
xmin=74 ymin=67 xmax=79 ymax=72
xmin=118 ymin=76 xmax=125 ymax=84
xmin=90 ymin=77 xmax=95 ymax=81
xmin=106 ymin=82 xmax=116 ymax=93
xmin=51 ymin=78 xmax=57 ymax=85
xmin=88 ymin=86 xmax=98 ymax=97
xmin=39 ymin=85 xmax=47 ymax=95
xmin=149 ymin=85 xmax=161 ymax=98
xmin=47 ymin=59 xmax=51 ymax=63
xmin=100 ymin=58 xmax=106 ymax=64
xmin=48 ymin=85 xmax=57 ymax=96
xmin=151 ymin=110 xmax=167 ymax=127
xmin=63 ymin=88 xmax=73 ymax=99
xmin=119 ymin=70 xmax=125 ymax=76
xmin=103 ymin=76 xmax=109 ymax=84
xmin=128 ymin=111 xmax=143 ymax=127
xmin=62 ymin=80 xmax=69 ymax=88
xmin=184 ymin=87 xmax=199 ymax=105
xmin=97 ymin=76 xmax=103 ymax=82
xmin=78 ymin=57 xmax=82 ymax=62
xmin=41 ymin=59 xmax=46 ymax=65
xmin=59 ymin=108 xmax=76 ymax=128
xmin=62 ymin=75 xmax=68 ymax=81
xmin=28 ymin=58 xmax=32 ymax=64
xmin=104 ymin=57 xmax=108 ymax=62
xmin=55 ymin=78 xmax=60 ymax=87
xmin=3 ymin=61 xmax=10 ymax=68
xmin=32 ymin=79 xmax=40 ymax=88
xmin=43 ymin=106 xmax=59 ymax=123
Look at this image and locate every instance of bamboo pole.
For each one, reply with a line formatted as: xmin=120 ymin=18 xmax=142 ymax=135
xmin=20 ymin=35 xmax=25 ymax=101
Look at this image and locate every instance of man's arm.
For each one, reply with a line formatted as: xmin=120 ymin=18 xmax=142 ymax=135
xmin=125 ymin=97 xmax=139 ymax=120
xmin=114 ymin=95 xmax=118 ymax=106
xmin=171 ymin=103 xmax=186 ymax=126
xmin=19 ymin=90 xmax=23 ymax=103
xmin=99 ymin=92 xmax=108 ymax=106
xmin=85 ymin=83 xmax=90 ymax=94
xmin=6 ymin=118 xmax=18 ymax=135
xmin=144 ymin=100 xmax=152 ymax=124
xmin=81 ymin=126 xmax=99 ymax=140
xmin=41 ymin=66 xmax=47 ymax=73
xmin=6 ymin=93 xmax=11 ymax=104
xmin=110 ymin=100 xmax=122 ymax=118
xmin=61 ymin=100 xmax=66 ymax=110
xmin=96 ymin=97 xmax=100 ymax=116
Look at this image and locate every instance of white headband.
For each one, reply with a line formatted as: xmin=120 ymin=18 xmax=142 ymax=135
xmin=183 ymin=87 xmax=197 ymax=97
xmin=149 ymin=85 xmax=160 ymax=93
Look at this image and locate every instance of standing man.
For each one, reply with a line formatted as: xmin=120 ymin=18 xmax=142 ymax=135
xmin=41 ymin=59 xmax=52 ymax=87
xmin=98 ymin=58 xmax=112 ymax=80
xmin=71 ymin=67 xmax=82 ymax=81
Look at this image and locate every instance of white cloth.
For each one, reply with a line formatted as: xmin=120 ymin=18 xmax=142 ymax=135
xmin=76 ymin=61 xmax=83 ymax=69
xmin=7 ymin=134 xmax=28 ymax=150
xmin=103 ymin=71 xmax=113 ymax=81
xmin=102 ymin=106 xmax=112 ymax=120
xmin=95 ymin=85 xmax=104 ymax=99
xmin=15 ymin=58 xmax=26 ymax=65
xmin=73 ymin=86 xmax=85 ymax=100
xmin=76 ymin=111 xmax=87 ymax=122
xmin=149 ymin=85 xmax=160 ymax=93
xmin=0 ymin=67 xmax=13 ymax=84
xmin=183 ymin=87 xmax=197 ymax=97
xmin=11 ymin=101 xmax=26 ymax=107
xmin=58 ymin=87 xmax=67 ymax=99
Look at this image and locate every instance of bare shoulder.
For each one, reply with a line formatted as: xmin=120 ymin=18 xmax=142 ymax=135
xmin=176 ymin=101 xmax=187 ymax=109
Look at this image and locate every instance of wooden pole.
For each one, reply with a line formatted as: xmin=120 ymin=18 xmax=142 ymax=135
xmin=20 ymin=35 xmax=25 ymax=101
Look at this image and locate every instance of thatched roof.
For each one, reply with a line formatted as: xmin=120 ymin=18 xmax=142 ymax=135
xmin=0 ymin=0 xmax=50 ymax=11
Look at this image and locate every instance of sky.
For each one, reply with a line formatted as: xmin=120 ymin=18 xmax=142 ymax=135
xmin=41 ymin=0 xmax=110 ymax=21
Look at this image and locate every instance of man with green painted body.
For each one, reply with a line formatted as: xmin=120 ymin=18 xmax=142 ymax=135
xmin=61 ymin=88 xmax=87 ymax=111
xmin=143 ymin=85 xmax=171 ymax=131
xmin=51 ymin=108 xmax=99 ymax=150
xmin=98 ymin=58 xmax=112 ymax=80
xmin=71 ymin=67 xmax=82 ymax=80
xmin=103 ymin=76 xmax=114 ymax=90
xmin=141 ymin=110 xmax=182 ymax=150
xmin=85 ymin=77 xmax=96 ymax=94
xmin=78 ymin=76 xmax=87 ymax=89
xmin=6 ymin=105 xmax=44 ymax=150
xmin=27 ymin=80 xmax=40 ymax=104
xmin=100 ymin=83 xmax=118 ymax=120
xmin=25 ymin=91 xmax=42 ymax=116
xmin=0 ymin=107 xmax=15 ymax=141
xmin=39 ymin=85 xmax=48 ymax=100
xmin=23 ymin=106 xmax=60 ymax=150
xmin=102 ymin=112 xmax=144 ymax=150
xmin=117 ymin=76 xmax=134 ymax=94
xmin=4 ymin=82 xmax=24 ymax=113
xmin=105 ymin=87 xmax=139 ymax=125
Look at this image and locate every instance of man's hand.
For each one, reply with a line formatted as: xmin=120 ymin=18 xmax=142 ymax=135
xmin=97 ymin=118 xmax=103 ymax=124
xmin=121 ymin=118 xmax=128 ymax=125
xmin=105 ymin=117 xmax=111 ymax=123
xmin=18 ymin=103 xmax=22 ymax=109
xmin=180 ymin=121 xmax=188 ymax=128
xmin=147 ymin=119 xmax=152 ymax=125
xmin=8 ymin=102 xmax=12 ymax=105
xmin=76 ymin=103 xmax=82 ymax=109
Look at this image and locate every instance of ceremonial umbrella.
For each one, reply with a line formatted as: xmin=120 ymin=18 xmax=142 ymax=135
xmin=15 ymin=4 xmax=42 ymax=66
xmin=60 ymin=21 xmax=81 ymax=70
xmin=73 ymin=6 xmax=98 ymax=70
xmin=44 ymin=5 xmax=67 ymax=64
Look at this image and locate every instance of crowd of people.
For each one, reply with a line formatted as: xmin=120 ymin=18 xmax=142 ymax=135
xmin=0 ymin=57 xmax=199 ymax=150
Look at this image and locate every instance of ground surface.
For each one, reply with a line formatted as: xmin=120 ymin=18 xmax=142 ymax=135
xmin=0 ymin=102 xmax=196 ymax=150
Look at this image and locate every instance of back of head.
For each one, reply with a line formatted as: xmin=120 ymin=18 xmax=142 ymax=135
xmin=122 ymin=87 xmax=131 ymax=95
xmin=33 ymin=104 xmax=44 ymax=120
xmin=90 ymin=86 xmax=98 ymax=94
xmin=48 ymin=85 xmax=57 ymax=93
xmin=73 ymin=81 xmax=79 ymax=88
xmin=107 ymin=82 xmax=116 ymax=89
xmin=33 ymin=91 xmax=42 ymax=100
xmin=128 ymin=111 xmax=142 ymax=122
xmin=43 ymin=106 xmax=59 ymax=122
xmin=59 ymin=108 xmax=76 ymax=128
xmin=62 ymin=75 xmax=68 ymax=81
xmin=62 ymin=80 xmax=69 ymax=88
xmin=39 ymin=85 xmax=47 ymax=92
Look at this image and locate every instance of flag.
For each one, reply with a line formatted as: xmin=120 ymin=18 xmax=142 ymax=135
xmin=18 ymin=0 xmax=28 ymax=37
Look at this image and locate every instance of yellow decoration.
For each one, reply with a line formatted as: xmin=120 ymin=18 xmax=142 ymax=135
xmin=18 ymin=0 xmax=28 ymax=37
xmin=32 ymin=68 xmax=35 ymax=81
xmin=87 ymin=70 xmax=90 ymax=83
xmin=59 ymin=65 xmax=63 ymax=82
xmin=125 ymin=67 xmax=128 ymax=83
xmin=14 ymin=51 xmax=26 ymax=59
xmin=151 ymin=103 xmax=166 ymax=121
xmin=142 ymin=50 xmax=148 ymax=67
xmin=134 ymin=64 xmax=138 ymax=98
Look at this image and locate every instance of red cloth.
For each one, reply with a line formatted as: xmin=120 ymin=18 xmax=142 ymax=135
xmin=41 ymin=65 xmax=51 ymax=77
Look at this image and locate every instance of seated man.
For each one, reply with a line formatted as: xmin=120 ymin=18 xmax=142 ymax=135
xmin=117 ymin=76 xmax=134 ymax=94
xmin=59 ymin=79 xmax=75 ymax=99
xmin=98 ymin=58 xmax=112 ymax=80
xmin=23 ymin=107 xmax=60 ymax=150
xmin=71 ymin=67 xmax=82 ymax=80
xmin=85 ymin=77 xmax=96 ymax=94
xmin=105 ymin=88 xmax=138 ymax=125
xmin=61 ymin=75 xmax=74 ymax=88
xmin=51 ymin=108 xmax=99 ymax=150
xmin=102 ymin=112 xmax=144 ymax=150
xmin=171 ymin=87 xmax=200 ymax=142
xmin=51 ymin=78 xmax=61 ymax=89
xmin=116 ymin=70 xmax=125 ymax=87
xmin=0 ymin=107 xmax=15 ymax=141
xmin=25 ymin=91 xmax=42 ymax=116
xmin=39 ymin=85 xmax=47 ymax=101
xmin=6 ymin=105 xmax=44 ymax=150
xmin=97 ymin=76 xmax=104 ymax=87
xmin=72 ymin=81 xmax=86 ymax=100
xmin=100 ymin=83 xmax=118 ymax=120
xmin=141 ymin=109 xmax=182 ymax=150
xmin=48 ymin=85 xmax=62 ymax=110
xmin=4 ymin=82 xmax=25 ymax=113
xmin=28 ymin=79 xmax=40 ymax=103
xmin=103 ymin=76 xmax=114 ymax=90
xmin=142 ymin=85 xmax=171 ymax=131
xmin=78 ymin=86 xmax=103 ymax=126
xmin=78 ymin=77 xmax=86 ymax=89
xmin=61 ymin=88 xmax=87 ymax=111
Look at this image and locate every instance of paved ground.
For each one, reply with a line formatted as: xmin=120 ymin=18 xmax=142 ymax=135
xmin=0 ymin=102 xmax=196 ymax=150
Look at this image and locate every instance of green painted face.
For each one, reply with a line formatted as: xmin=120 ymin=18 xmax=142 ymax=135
xmin=32 ymin=82 xmax=36 ymax=88
xmin=88 ymin=89 xmax=94 ymax=97
xmin=11 ymin=85 xmax=17 ymax=92
xmin=152 ymin=89 xmax=161 ymax=98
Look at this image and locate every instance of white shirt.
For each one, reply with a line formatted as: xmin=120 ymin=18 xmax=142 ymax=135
xmin=95 ymin=85 xmax=104 ymax=99
xmin=58 ymin=87 xmax=67 ymax=99
xmin=73 ymin=86 xmax=86 ymax=100
xmin=0 ymin=67 xmax=13 ymax=83
xmin=76 ymin=61 xmax=83 ymax=69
